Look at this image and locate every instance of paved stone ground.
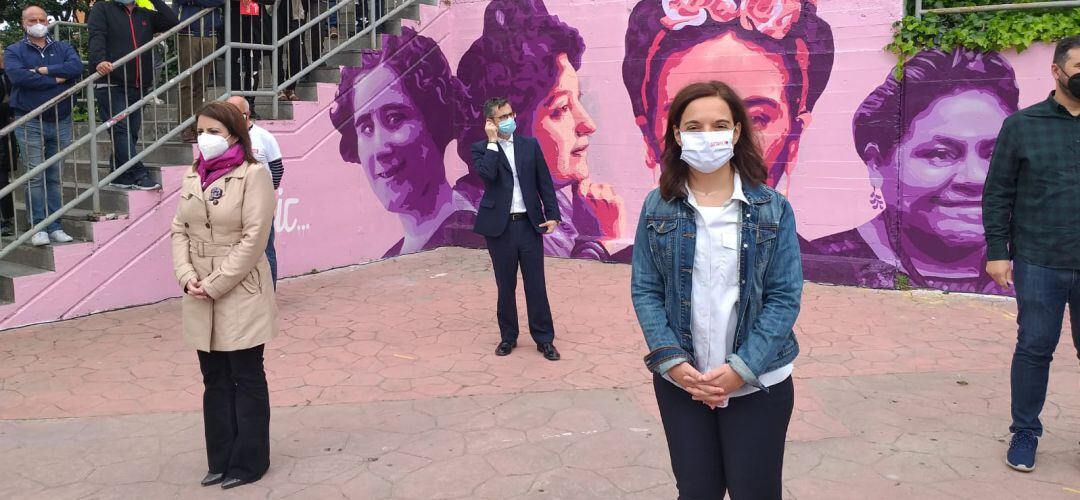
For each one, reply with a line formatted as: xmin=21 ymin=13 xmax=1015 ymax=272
xmin=1 ymin=247 xmax=1079 ymax=499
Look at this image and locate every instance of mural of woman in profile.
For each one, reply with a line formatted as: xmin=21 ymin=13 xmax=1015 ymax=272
xmin=455 ymin=0 xmax=624 ymax=261
xmin=330 ymin=27 xmax=483 ymax=258
xmin=622 ymin=0 xmax=835 ymax=191
xmin=807 ymin=49 xmax=1019 ymax=294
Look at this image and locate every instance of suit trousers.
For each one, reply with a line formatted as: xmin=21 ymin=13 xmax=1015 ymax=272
xmin=197 ymin=344 xmax=271 ymax=481
xmin=485 ymin=218 xmax=555 ymax=344
xmin=653 ymin=374 xmax=794 ymax=500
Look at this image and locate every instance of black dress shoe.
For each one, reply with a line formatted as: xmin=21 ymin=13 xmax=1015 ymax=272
xmin=200 ymin=472 xmax=224 ymax=487
xmin=537 ymin=343 xmax=560 ymax=361
xmin=221 ymin=477 xmax=250 ymax=490
xmin=495 ymin=340 xmax=517 ymax=356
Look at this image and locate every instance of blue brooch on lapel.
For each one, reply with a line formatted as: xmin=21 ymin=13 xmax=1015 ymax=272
xmin=209 ymin=187 xmax=223 ymax=205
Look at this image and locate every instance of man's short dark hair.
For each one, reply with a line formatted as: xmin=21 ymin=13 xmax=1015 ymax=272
xmin=22 ymin=4 xmax=47 ymax=20
xmin=1054 ymin=36 xmax=1080 ymax=67
xmin=483 ymin=97 xmax=509 ymax=119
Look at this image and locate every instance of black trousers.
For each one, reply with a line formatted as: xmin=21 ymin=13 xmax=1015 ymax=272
xmin=485 ymin=218 xmax=555 ymax=344
xmin=197 ymin=345 xmax=271 ymax=481
xmin=654 ymin=374 xmax=794 ymax=500
xmin=228 ymin=12 xmax=263 ymax=111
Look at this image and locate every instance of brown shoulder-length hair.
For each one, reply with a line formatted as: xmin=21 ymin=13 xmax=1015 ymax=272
xmin=659 ymin=81 xmax=768 ymax=200
xmin=193 ymin=101 xmax=258 ymax=166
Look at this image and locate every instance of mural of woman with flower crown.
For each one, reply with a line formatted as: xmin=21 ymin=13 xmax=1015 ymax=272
xmin=622 ymin=0 xmax=835 ymax=192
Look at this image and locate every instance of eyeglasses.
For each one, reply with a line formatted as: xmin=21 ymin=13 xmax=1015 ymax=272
xmin=492 ymin=111 xmax=516 ymax=123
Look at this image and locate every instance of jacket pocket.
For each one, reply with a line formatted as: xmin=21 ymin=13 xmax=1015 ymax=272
xmin=646 ymin=217 xmax=680 ymax=272
xmin=241 ymin=267 xmax=262 ymax=294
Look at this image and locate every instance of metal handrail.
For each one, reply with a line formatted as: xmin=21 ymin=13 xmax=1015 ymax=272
xmin=0 ymin=45 xmax=228 ymax=259
xmin=1 ymin=8 xmax=214 ymax=137
xmin=0 ymin=0 xmax=414 ymax=261
xmin=0 ymin=44 xmax=226 ymax=202
xmin=916 ymin=0 xmax=1080 ymax=18
xmin=233 ymin=0 xmax=417 ymax=117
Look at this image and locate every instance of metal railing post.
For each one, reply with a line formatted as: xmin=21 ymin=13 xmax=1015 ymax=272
xmin=369 ymin=0 xmax=377 ymax=48
xmin=272 ymin=3 xmax=280 ymax=119
xmin=915 ymin=0 xmax=923 ymax=18
xmin=225 ymin=3 xmax=233 ymax=101
xmin=86 ymin=88 xmax=101 ymax=213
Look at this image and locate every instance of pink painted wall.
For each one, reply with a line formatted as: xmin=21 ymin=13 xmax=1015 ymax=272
xmin=0 ymin=0 xmax=1065 ymax=329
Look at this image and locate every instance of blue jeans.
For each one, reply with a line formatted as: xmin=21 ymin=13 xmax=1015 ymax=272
xmin=15 ymin=116 xmax=72 ymax=233
xmin=95 ymin=86 xmax=149 ymax=181
xmin=265 ymin=223 xmax=278 ymax=288
xmin=328 ymin=0 xmax=338 ymax=27
xmin=1010 ymin=258 xmax=1080 ymax=436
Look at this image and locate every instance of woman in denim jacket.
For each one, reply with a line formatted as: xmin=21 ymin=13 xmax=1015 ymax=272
xmin=630 ymin=81 xmax=802 ymax=499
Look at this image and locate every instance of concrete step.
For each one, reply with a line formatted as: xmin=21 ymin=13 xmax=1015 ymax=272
xmin=12 ymin=180 xmax=129 ymax=216
xmin=62 ymin=160 xmax=166 ymax=185
xmin=0 ymin=236 xmax=63 ymax=271
xmin=11 ymin=206 xmax=98 ymax=242
xmin=307 ymin=66 xmax=342 ymax=84
xmin=75 ymin=121 xmax=180 ymax=139
xmin=86 ymin=140 xmax=195 ymax=166
xmin=0 ymin=260 xmax=50 ymax=304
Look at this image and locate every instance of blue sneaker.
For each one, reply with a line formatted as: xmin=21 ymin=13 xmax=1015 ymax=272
xmin=1006 ymin=431 xmax=1037 ymax=472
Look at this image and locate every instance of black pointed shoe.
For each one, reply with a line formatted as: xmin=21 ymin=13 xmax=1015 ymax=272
xmin=537 ymin=343 xmax=560 ymax=361
xmin=221 ymin=477 xmax=251 ymax=490
xmin=495 ymin=340 xmax=517 ymax=356
xmin=200 ymin=472 xmax=224 ymax=487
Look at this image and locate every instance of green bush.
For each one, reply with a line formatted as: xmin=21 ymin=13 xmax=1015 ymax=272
xmin=889 ymin=0 xmax=1080 ymax=78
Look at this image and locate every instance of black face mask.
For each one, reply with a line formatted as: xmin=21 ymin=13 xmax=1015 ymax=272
xmin=1059 ymin=66 xmax=1080 ymax=99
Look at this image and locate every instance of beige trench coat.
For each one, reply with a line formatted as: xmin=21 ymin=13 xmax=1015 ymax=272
xmin=171 ymin=161 xmax=278 ymax=352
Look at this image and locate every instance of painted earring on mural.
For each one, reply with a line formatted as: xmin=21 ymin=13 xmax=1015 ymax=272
xmin=869 ymin=186 xmax=884 ymax=210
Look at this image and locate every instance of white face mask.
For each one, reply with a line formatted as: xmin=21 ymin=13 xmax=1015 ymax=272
xmin=26 ymin=24 xmax=49 ymax=39
xmin=197 ymin=133 xmax=231 ymax=160
xmin=679 ymin=130 xmax=735 ymax=174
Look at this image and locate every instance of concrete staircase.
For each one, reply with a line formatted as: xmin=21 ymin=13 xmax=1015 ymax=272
xmin=0 ymin=0 xmax=440 ymax=329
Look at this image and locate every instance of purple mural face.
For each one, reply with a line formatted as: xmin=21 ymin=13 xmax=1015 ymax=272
xmin=807 ymin=49 xmax=1019 ymax=293
xmin=652 ymin=33 xmax=797 ymax=187
xmin=890 ymin=89 xmax=1006 ymax=256
xmin=330 ymin=27 xmax=481 ymax=258
xmin=455 ymin=0 xmax=623 ymax=259
xmin=532 ymin=53 xmax=597 ymax=188
xmin=623 ymin=0 xmax=834 ymax=190
xmin=345 ymin=65 xmax=444 ymax=214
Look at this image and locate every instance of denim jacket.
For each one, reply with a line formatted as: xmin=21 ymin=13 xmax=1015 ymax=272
xmin=630 ymin=182 xmax=802 ymax=390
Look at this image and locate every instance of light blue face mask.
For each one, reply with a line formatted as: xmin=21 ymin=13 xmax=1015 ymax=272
xmin=115 ymin=0 xmax=136 ymax=5
xmin=497 ymin=117 xmax=517 ymax=136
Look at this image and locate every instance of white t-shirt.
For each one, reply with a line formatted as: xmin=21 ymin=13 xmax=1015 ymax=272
xmin=248 ymin=123 xmax=282 ymax=166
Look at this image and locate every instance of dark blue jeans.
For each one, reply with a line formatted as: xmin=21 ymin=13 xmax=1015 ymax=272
xmin=265 ymin=223 xmax=277 ymax=288
xmin=94 ymin=85 xmax=149 ymax=181
xmin=1010 ymin=258 xmax=1080 ymax=436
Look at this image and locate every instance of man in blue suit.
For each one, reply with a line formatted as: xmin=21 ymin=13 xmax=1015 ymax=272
xmin=472 ymin=97 xmax=562 ymax=361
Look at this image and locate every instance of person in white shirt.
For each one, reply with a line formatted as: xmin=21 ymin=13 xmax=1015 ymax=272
xmin=631 ymin=81 xmax=803 ymax=499
xmin=227 ymin=96 xmax=283 ymax=286
xmin=471 ymin=97 xmax=563 ymax=361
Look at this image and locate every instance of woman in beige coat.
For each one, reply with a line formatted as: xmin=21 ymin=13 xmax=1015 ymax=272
xmin=171 ymin=101 xmax=277 ymax=490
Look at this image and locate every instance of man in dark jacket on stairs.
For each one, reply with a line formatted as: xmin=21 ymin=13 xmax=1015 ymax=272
xmin=88 ymin=0 xmax=178 ymax=191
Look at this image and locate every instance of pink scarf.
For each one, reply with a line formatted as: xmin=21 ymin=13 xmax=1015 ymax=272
xmin=197 ymin=144 xmax=246 ymax=192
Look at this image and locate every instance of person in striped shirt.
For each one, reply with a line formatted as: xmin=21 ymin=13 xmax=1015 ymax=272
xmin=226 ymin=96 xmax=283 ymax=286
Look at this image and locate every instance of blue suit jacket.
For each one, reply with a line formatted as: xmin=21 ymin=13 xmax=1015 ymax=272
xmin=471 ymin=135 xmax=561 ymax=237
